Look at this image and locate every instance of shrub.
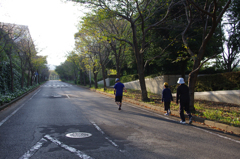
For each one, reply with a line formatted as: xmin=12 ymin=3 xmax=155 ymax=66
xmin=0 ymin=84 xmax=39 ymax=106
xmin=120 ymin=74 xmax=139 ymax=83
xmin=195 ymin=71 xmax=240 ymax=91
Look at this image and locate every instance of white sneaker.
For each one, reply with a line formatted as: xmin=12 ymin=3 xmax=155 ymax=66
xmin=180 ymin=121 xmax=186 ymax=124
xmin=168 ymin=110 xmax=171 ymax=114
xmin=189 ymin=117 xmax=192 ymax=124
xmin=164 ymin=113 xmax=169 ymax=116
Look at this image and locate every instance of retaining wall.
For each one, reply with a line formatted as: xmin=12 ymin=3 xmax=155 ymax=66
xmin=123 ymin=75 xmax=239 ymax=105
xmin=97 ymin=78 xmax=115 ymax=87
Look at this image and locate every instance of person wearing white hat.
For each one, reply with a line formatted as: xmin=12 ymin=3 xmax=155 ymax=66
xmin=176 ymin=78 xmax=192 ymax=124
xmin=114 ymin=78 xmax=127 ymax=110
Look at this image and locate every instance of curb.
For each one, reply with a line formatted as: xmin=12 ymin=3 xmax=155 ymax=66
xmin=86 ymin=88 xmax=240 ymax=136
xmin=0 ymin=85 xmax=42 ymax=111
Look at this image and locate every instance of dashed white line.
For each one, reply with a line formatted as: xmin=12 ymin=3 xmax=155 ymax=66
xmin=105 ymin=137 xmax=118 ymax=147
xmin=0 ymin=89 xmax=41 ymax=127
xmin=91 ymin=122 xmax=125 ymax=152
xmin=91 ymin=122 xmax=105 ymax=134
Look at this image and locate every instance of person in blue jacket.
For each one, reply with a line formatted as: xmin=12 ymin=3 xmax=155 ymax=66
xmin=114 ymin=78 xmax=127 ymax=110
xmin=162 ymin=82 xmax=173 ymax=115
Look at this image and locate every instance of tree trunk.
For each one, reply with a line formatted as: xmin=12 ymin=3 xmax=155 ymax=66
xmin=188 ymin=59 xmax=201 ymax=112
xmin=93 ymin=66 xmax=98 ymax=89
xmin=9 ymin=53 xmax=14 ymax=93
xmin=131 ymin=22 xmax=149 ymax=101
xmin=101 ymin=65 xmax=107 ymax=90
xmin=37 ymin=70 xmax=40 ymax=84
xmin=83 ymin=71 xmax=86 ymax=86
xmin=30 ymin=70 xmax=33 ymax=86
xmin=21 ymin=69 xmax=24 ymax=88
xmin=27 ymin=71 xmax=30 ymax=87
xmin=79 ymin=69 xmax=82 ymax=85
xmin=94 ymin=73 xmax=98 ymax=89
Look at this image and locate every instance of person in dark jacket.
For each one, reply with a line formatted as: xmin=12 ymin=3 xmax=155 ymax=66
xmin=162 ymin=82 xmax=173 ymax=115
xmin=114 ymin=78 xmax=127 ymax=110
xmin=176 ymin=78 xmax=192 ymax=124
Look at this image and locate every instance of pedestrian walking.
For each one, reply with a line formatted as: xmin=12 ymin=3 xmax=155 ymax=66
xmin=176 ymin=78 xmax=193 ymax=124
xmin=114 ymin=78 xmax=127 ymax=110
xmin=162 ymin=82 xmax=173 ymax=115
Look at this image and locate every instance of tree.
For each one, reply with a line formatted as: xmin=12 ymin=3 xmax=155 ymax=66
xmin=77 ymin=10 xmax=131 ymax=89
xmin=181 ymin=0 xmax=231 ymax=111
xmin=72 ymin=0 xmax=179 ymax=101
xmin=0 ymin=23 xmax=27 ymax=92
xmin=222 ymin=33 xmax=240 ymax=72
xmin=222 ymin=0 xmax=240 ymax=72
xmin=67 ymin=51 xmax=80 ymax=84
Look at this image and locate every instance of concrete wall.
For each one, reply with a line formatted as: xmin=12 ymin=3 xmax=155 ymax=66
xmin=172 ymin=90 xmax=240 ymax=105
xmin=123 ymin=75 xmax=187 ymax=94
xmin=97 ymin=78 xmax=115 ymax=87
xmin=194 ymin=90 xmax=239 ymax=105
xmin=122 ymin=75 xmax=239 ymax=105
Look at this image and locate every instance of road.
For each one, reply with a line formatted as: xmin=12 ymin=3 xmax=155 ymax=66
xmin=0 ymin=80 xmax=239 ymax=159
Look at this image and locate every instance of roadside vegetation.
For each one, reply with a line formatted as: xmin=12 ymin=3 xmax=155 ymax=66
xmin=0 ymin=23 xmax=49 ymax=106
xmin=0 ymin=84 xmax=40 ymax=106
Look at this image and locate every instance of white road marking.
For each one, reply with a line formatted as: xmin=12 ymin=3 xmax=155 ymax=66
xmin=0 ymin=104 xmax=25 ymax=127
xmin=91 ymin=122 xmax=104 ymax=134
xmin=44 ymin=135 xmax=94 ymax=159
xmin=42 ymin=84 xmax=72 ymax=87
xmin=192 ymin=126 xmax=240 ymax=144
xmin=66 ymin=94 xmax=70 ymax=99
xmin=105 ymin=137 xmax=118 ymax=147
xmin=0 ymin=89 xmax=41 ymax=127
xmin=19 ymin=138 xmax=47 ymax=159
xmin=91 ymin=122 xmax=125 ymax=152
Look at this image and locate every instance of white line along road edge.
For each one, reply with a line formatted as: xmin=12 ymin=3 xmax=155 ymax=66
xmin=0 ymin=89 xmax=41 ymax=127
xmin=125 ymin=103 xmax=240 ymax=144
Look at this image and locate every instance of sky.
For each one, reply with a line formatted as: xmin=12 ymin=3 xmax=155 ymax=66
xmin=0 ymin=0 xmax=87 ymax=69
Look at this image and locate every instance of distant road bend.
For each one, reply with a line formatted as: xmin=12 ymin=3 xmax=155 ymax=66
xmin=0 ymin=80 xmax=239 ymax=159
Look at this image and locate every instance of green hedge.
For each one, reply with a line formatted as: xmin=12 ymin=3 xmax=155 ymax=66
xmin=0 ymin=84 xmax=40 ymax=106
xmin=195 ymin=71 xmax=240 ymax=91
xmin=120 ymin=74 xmax=139 ymax=83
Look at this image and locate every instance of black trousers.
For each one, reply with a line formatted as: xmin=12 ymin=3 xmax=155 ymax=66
xmin=164 ymin=101 xmax=170 ymax=111
xmin=180 ymin=101 xmax=192 ymax=121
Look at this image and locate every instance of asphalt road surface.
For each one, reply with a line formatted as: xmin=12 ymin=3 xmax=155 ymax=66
xmin=0 ymin=80 xmax=239 ymax=159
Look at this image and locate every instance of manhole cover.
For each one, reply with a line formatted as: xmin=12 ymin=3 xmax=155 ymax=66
xmin=66 ymin=132 xmax=92 ymax=138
